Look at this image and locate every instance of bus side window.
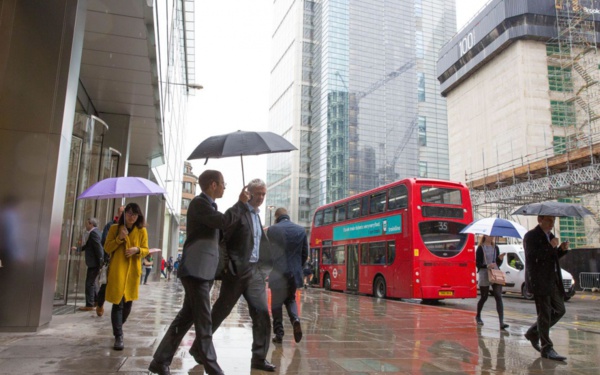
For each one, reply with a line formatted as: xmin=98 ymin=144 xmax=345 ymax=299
xmin=388 ymin=185 xmax=408 ymax=211
xmin=369 ymin=242 xmax=386 ymax=264
xmin=323 ymin=208 xmax=334 ymax=225
xmin=314 ymin=210 xmax=324 ymax=227
xmin=387 ymin=241 xmax=396 ymax=265
xmin=335 ymin=204 xmax=347 ymax=222
xmin=360 ymin=244 xmax=368 ymax=265
xmin=370 ymin=191 xmax=386 ymax=214
xmin=322 ymin=247 xmax=332 ymax=264
xmin=348 ymin=199 xmax=361 ymax=219
xmin=361 ymin=196 xmax=369 ymax=216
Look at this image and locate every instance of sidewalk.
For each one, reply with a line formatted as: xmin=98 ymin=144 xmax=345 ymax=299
xmin=1 ymin=280 xmax=599 ymax=374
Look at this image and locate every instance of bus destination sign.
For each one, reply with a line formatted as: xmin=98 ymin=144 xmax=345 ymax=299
xmin=333 ymin=215 xmax=402 ymax=241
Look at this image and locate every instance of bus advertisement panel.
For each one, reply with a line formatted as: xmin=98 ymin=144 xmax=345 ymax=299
xmin=310 ymin=178 xmax=477 ymax=301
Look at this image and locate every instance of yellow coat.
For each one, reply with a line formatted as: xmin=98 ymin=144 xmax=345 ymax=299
xmin=104 ymin=224 xmax=149 ymax=304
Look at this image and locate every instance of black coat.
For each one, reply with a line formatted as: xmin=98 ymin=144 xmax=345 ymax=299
xmin=222 ymin=203 xmax=271 ymax=277
xmin=178 ymin=193 xmax=242 ymax=281
xmin=475 ymin=244 xmax=503 ymax=272
xmin=267 ymin=215 xmax=308 ymax=289
xmin=523 ymin=225 xmax=568 ymax=296
xmin=81 ymin=228 xmax=104 ymax=268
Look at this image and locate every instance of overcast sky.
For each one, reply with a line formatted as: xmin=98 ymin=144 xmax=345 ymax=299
xmin=185 ymin=0 xmax=489 ymax=217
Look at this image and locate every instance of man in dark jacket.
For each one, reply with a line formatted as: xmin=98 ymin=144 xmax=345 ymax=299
xmin=268 ymin=207 xmax=308 ymax=344
xmin=211 ymin=178 xmax=276 ymax=372
xmin=149 ymin=170 xmax=249 ymax=375
xmin=523 ymin=215 xmax=570 ymax=361
xmin=75 ymin=218 xmax=104 ymax=311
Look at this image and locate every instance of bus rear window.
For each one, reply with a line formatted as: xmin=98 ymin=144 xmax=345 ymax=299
xmin=418 ymin=221 xmax=468 ymax=258
xmin=421 ymin=187 xmax=462 ymax=205
xmin=314 ymin=210 xmax=324 ymax=227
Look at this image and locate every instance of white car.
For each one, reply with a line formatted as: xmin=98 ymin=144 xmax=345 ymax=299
xmin=498 ymin=244 xmax=576 ymax=301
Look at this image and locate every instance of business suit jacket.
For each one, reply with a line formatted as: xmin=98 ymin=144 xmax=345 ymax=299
xmin=524 ymin=225 xmax=568 ymax=296
xmin=81 ymin=228 xmax=104 ymax=268
xmin=267 ymin=215 xmax=308 ymax=289
xmin=178 ymin=193 xmax=243 ymax=281
xmin=222 ymin=202 xmax=271 ymax=276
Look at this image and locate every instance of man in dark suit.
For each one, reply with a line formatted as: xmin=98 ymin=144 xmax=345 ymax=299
xmin=75 ymin=217 xmax=104 ymax=311
xmin=211 ymin=178 xmax=276 ymax=372
xmin=523 ymin=215 xmax=570 ymax=361
xmin=267 ymin=207 xmax=308 ymax=344
xmin=149 ymin=170 xmax=249 ymax=375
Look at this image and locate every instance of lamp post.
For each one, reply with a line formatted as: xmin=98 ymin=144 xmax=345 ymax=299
xmin=267 ymin=205 xmax=276 ymax=226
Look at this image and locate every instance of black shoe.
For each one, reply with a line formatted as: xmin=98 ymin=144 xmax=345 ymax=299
xmin=524 ymin=331 xmax=541 ymax=353
xmin=189 ymin=345 xmax=201 ymax=363
xmin=500 ymin=323 xmax=509 ymax=331
xmin=272 ymin=335 xmax=283 ymax=344
xmin=251 ymin=359 xmax=276 ymax=372
xmin=541 ymin=349 xmax=567 ymax=361
xmin=292 ymin=320 xmax=303 ymax=343
xmin=148 ymin=359 xmax=171 ymax=375
xmin=113 ymin=335 xmax=124 ymax=351
xmin=475 ymin=316 xmax=484 ymax=326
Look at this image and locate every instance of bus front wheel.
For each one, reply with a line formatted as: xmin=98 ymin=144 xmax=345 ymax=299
xmin=323 ymin=274 xmax=331 ymax=291
xmin=373 ymin=276 xmax=386 ymax=298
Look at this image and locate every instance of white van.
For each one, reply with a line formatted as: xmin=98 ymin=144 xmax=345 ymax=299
xmin=498 ymin=244 xmax=576 ymax=301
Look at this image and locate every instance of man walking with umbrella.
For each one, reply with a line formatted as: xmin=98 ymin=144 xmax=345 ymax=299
xmin=149 ymin=170 xmax=249 ymax=375
xmin=523 ymin=215 xmax=570 ymax=361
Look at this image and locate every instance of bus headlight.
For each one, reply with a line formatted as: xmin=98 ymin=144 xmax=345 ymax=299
xmin=416 ymin=278 xmax=420 ymax=283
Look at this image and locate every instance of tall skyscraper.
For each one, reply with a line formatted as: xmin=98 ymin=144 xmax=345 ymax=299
xmin=268 ymin=0 xmax=456 ymax=228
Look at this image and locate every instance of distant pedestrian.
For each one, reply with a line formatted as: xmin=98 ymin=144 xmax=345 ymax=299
xmin=303 ymin=257 xmax=314 ymax=288
xmin=475 ymin=235 xmax=508 ymax=330
xmin=73 ymin=218 xmax=104 ymax=311
xmin=160 ymin=257 xmax=167 ymax=279
xmin=268 ymin=208 xmax=307 ymax=344
xmin=142 ymin=255 xmax=153 ymax=284
xmin=166 ymin=256 xmax=174 ymax=281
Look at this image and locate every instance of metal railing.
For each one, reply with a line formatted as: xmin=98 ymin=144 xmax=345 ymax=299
xmin=579 ymin=272 xmax=600 ymax=291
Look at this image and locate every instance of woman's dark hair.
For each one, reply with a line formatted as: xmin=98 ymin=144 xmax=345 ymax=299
xmin=118 ymin=202 xmax=145 ymax=228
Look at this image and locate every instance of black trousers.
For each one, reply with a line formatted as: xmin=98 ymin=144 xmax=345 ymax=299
xmin=476 ymin=283 xmax=505 ymax=323
xmin=527 ymin=281 xmax=566 ymax=354
xmin=84 ymin=266 xmax=100 ymax=307
xmin=111 ymin=297 xmax=133 ymax=337
xmin=212 ymin=265 xmax=271 ymax=361
xmin=270 ymin=276 xmax=299 ymax=338
xmin=153 ymin=277 xmax=222 ymax=374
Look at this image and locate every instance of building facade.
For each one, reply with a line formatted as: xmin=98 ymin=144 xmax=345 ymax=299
xmin=267 ymin=0 xmax=456 ymax=228
xmin=438 ymin=0 xmax=600 ymax=246
xmin=0 ymin=0 xmax=195 ymax=331
xmin=179 ymin=161 xmax=198 ymax=253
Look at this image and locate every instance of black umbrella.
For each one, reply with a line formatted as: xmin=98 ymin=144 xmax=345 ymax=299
xmin=512 ymin=201 xmax=594 ymax=218
xmin=188 ymin=130 xmax=297 ymax=185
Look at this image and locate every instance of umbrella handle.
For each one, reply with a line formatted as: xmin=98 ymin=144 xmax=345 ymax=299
xmin=240 ymin=155 xmax=245 ymax=186
xmin=204 ymin=158 xmax=208 ymax=165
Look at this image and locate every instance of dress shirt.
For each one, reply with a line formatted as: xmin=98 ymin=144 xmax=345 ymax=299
xmin=246 ymin=203 xmax=261 ymax=263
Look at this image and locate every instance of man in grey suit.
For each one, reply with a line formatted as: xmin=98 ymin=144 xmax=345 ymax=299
xmin=268 ymin=207 xmax=308 ymax=344
xmin=149 ymin=170 xmax=249 ymax=375
xmin=211 ymin=178 xmax=276 ymax=372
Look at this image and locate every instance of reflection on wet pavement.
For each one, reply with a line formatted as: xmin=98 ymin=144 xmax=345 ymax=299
xmin=0 ymin=279 xmax=599 ymax=374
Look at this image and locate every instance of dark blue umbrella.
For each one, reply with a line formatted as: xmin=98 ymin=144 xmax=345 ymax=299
xmin=188 ymin=130 xmax=297 ymax=185
xmin=512 ymin=202 xmax=593 ymax=218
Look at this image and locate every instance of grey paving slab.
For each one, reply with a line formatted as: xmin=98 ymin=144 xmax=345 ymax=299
xmin=0 ymin=279 xmax=599 ymax=374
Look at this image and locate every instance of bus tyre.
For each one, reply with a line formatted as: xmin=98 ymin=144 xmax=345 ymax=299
xmin=374 ymin=276 xmax=386 ymax=298
xmin=323 ymin=274 xmax=331 ymax=291
xmin=522 ymin=284 xmax=534 ymax=300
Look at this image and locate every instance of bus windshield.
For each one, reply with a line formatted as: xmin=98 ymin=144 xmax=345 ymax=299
xmin=418 ymin=221 xmax=468 ymax=257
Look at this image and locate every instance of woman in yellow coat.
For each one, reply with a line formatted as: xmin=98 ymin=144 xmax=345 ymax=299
xmin=104 ymin=202 xmax=149 ymax=350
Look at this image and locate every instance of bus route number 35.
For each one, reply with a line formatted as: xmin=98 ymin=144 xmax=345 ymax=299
xmin=438 ymin=221 xmax=448 ymax=232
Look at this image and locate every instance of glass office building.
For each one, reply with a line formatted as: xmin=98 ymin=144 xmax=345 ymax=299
xmin=268 ymin=0 xmax=456 ymax=228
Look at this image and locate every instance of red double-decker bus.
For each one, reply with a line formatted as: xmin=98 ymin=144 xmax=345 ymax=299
xmin=310 ymin=178 xmax=477 ymax=301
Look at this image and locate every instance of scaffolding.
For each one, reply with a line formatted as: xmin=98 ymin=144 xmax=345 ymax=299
xmin=466 ymin=0 xmax=600 ymax=246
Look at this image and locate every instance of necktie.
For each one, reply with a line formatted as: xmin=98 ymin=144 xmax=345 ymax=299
xmin=212 ymin=202 xmax=218 ymax=210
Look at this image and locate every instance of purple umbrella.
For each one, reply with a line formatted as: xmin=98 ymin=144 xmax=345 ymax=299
xmin=77 ymin=177 xmax=166 ymax=200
